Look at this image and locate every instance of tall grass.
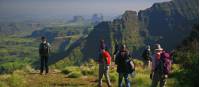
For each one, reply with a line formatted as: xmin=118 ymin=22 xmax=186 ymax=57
xmin=7 ymin=72 xmax=27 ymax=87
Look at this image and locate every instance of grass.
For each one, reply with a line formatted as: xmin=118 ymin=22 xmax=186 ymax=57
xmin=0 ymin=59 xmax=184 ymax=87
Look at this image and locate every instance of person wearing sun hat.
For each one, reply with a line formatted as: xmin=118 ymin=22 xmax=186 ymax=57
xmin=151 ymin=44 xmax=167 ymax=87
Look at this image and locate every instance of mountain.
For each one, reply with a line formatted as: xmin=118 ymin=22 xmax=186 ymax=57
xmin=81 ymin=11 xmax=143 ymax=60
xmin=54 ymin=0 xmax=198 ymax=66
xmin=91 ymin=14 xmax=104 ymax=25
xmin=54 ymin=11 xmax=144 ymax=66
xmin=138 ymin=0 xmax=198 ymax=50
xmin=71 ymin=16 xmax=85 ymax=23
xmin=0 ymin=22 xmax=42 ymax=36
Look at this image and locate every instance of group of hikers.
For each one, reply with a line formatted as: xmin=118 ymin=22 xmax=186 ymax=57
xmin=38 ymin=36 xmax=174 ymax=87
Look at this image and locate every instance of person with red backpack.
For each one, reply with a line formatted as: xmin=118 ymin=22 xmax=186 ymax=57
xmin=98 ymin=40 xmax=112 ymax=87
xmin=151 ymin=44 xmax=172 ymax=87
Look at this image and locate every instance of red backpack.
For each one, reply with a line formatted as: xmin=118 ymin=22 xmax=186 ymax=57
xmin=159 ymin=51 xmax=172 ymax=74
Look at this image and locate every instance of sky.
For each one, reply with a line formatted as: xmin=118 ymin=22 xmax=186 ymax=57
xmin=0 ymin=0 xmax=171 ymax=21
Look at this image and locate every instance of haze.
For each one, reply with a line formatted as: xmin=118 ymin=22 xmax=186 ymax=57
xmin=0 ymin=0 xmax=171 ymax=21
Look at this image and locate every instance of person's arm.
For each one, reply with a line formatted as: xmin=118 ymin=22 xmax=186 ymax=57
xmin=115 ymin=53 xmax=119 ymax=65
xmin=98 ymin=53 xmax=102 ymax=64
xmin=47 ymin=43 xmax=51 ymax=53
xmin=151 ymin=56 xmax=156 ymax=73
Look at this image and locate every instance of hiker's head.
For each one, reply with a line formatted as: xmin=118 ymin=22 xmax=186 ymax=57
xmin=120 ymin=44 xmax=127 ymax=51
xmin=154 ymin=44 xmax=163 ymax=53
xmin=100 ymin=39 xmax=104 ymax=44
xmin=41 ymin=36 xmax=47 ymax=42
xmin=146 ymin=45 xmax=150 ymax=51
xmin=114 ymin=40 xmax=118 ymax=44
xmin=100 ymin=48 xmax=106 ymax=53
xmin=100 ymin=39 xmax=106 ymax=50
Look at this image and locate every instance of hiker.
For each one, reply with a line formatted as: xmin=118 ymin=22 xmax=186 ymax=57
xmin=150 ymin=44 xmax=172 ymax=87
xmin=113 ymin=40 xmax=120 ymax=61
xmin=115 ymin=44 xmax=134 ymax=87
xmin=39 ymin=36 xmax=51 ymax=75
xmin=98 ymin=45 xmax=112 ymax=87
xmin=100 ymin=39 xmax=106 ymax=51
xmin=142 ymin=45 xmax=151 ymax=69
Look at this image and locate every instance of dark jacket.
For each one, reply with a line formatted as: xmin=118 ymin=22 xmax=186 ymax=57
xmin=115 ymin=50 xmax=133 ymax=73
xmin=39 ymin=42 xmax=51 ymax=56
xmin=142 ymin=49 xmax=151 ymax=60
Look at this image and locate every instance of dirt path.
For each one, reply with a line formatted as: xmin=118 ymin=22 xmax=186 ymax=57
xmin=26 ymin=72 xmax=102 ymax=87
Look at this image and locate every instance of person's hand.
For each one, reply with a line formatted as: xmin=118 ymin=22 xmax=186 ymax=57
xmin=164 ymin=74 xmax=168 ymax=78
xmin=150 ymin=73 xmax=153 ymax=80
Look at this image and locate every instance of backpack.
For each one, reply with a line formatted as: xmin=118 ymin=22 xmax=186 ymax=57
xmin=157 ymin=52 xmax=172 ymax=74
xmin=39 ymin=43 xmax=49 ymax=55
xmin=116 ymin=50 xmax=134 ymax=73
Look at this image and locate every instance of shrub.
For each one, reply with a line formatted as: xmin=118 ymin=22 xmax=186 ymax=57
xmin=7 ymin=73 xmax=26 ymax=87
xmin=61 ymin=66 xmax=83 ymax=78
xmin=68 ymin=72 xmax=82 ymax=78
xmin=81 ymin=68 xmax=96 ymax=76
xmin=61 ymin=66 xmax=80 ymax=74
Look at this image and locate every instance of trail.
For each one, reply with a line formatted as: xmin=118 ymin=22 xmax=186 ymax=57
xmin=26 ymin=71 xmax=98 ymax=87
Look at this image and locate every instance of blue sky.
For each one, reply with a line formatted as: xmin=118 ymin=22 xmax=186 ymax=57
xmin=0 ymin=0 xmax=171 ymax=21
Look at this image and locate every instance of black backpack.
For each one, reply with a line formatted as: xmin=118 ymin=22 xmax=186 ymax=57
xmin=39 ymin=43 xmax=49 ymax=55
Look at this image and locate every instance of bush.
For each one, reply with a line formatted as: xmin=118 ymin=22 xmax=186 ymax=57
xmin=61 ymin=66 xmax=83 ymax=78
xmin=81 ymin=68 xmax=96 ymax=76
xmin=7 ymin=73 xmax=26 ymax=87
xmin=61 ymin=66 xmax=80 ymax=74
xmin=80 ymin=59 xmax=98 ymax=76
xmin=68 ymin=72 xmax=82 ymax=78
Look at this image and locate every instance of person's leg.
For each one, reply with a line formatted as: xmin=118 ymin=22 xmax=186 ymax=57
xmin=118 ymin=73 xmax=123 ymax=87
xmin=40 ymin=56 xmax=44 ymax=74
xmin=143 ymin=60 xmax=147 ymax=69
xmin=44 ymin=56 xmax=49 ymax=74
xmin=160 ymin=75 xmax=167 ymax=87
xmin=124 ymin=73 xmax=131 ymax=87
xmin=147 ymin=60 xmax=151 ymax=69
xmin=151 ymin=72 xmax=159 ymax=87
xmin=98 ymin=64 xmax=104 ymax=87
xmin=104 ymin=66 xmax=111 ymax=87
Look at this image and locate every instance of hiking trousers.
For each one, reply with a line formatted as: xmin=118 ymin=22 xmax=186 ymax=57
xmin=40 ymin=56 xmax=49 ymax=74
xmin=98 ymin=64 xmax=111 ymax=87
xmin=118 ymin=73 xmax=131 ymax=87
xmin=151 ymin=71 xmax=166 ymax=87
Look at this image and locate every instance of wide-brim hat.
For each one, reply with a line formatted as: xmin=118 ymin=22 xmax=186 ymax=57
xmin=146 ymin=45 xmax=150 ymax=50
xmin=155 ymin=44 xmax=163 ymax=51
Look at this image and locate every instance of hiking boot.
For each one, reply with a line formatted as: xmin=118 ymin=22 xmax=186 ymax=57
xmin=45 ymin=72 xmax=48 ymax=75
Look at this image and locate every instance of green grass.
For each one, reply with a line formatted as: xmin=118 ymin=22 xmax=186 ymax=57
xmin=0 ymin=59 xmax=191 ymax=87
xmin=0 ymin=36 xmax=39 ymax=73
xmin=0 ymin=81 xmax=9 ymax=87
xmin=7 ymin=71 xmax=27 ymax=87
